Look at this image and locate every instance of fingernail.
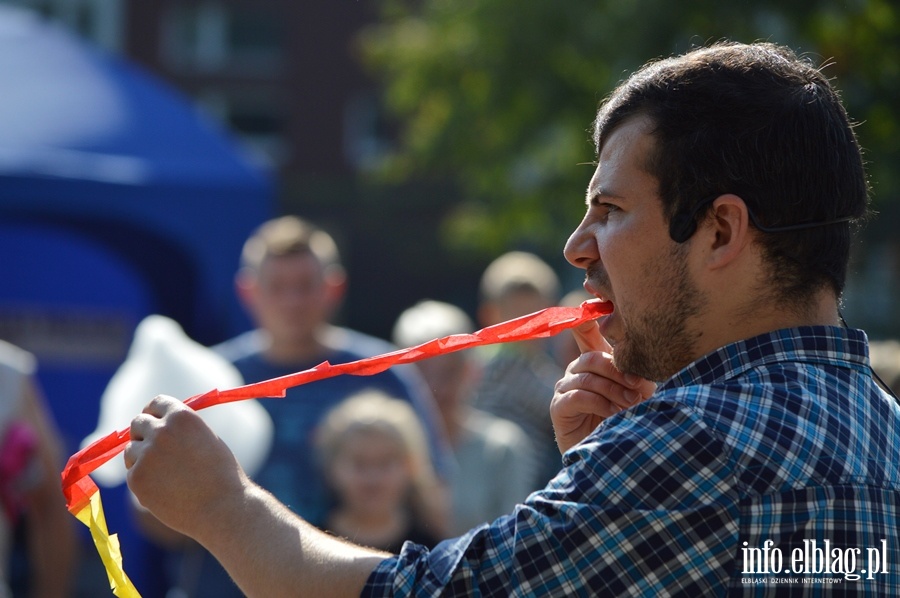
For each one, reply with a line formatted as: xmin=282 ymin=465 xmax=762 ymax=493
xmin=625 ymin=389 xmax=641 ymax=404
xmin=624 ymin=374 xmax=641 ymax=385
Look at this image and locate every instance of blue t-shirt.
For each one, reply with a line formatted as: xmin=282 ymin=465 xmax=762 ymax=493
xmin=233 ymin=348 xmax=427 ymax=526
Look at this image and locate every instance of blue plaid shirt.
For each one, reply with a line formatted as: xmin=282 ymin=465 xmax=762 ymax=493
xmin=363 ymin=326 xmax=900 ymax=596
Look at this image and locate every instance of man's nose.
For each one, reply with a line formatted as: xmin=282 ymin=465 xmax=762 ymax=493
xmin=563 ymin=220 xmax=599 ymax=269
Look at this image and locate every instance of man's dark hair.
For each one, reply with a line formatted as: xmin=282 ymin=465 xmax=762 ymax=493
xmin=593 ymin=41 xmax=869 ymax=301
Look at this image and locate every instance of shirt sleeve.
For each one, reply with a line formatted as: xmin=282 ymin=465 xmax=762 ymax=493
xmin=362 ymin=397 xmax=742 ymax=597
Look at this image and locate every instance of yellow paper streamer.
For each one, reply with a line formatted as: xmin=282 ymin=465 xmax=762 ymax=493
xmin=73 ymin=487 xmax=141 ymax=598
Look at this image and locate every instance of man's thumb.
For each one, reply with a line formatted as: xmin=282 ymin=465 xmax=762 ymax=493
xmin=572 ymin=320 xmax=613 ymax=354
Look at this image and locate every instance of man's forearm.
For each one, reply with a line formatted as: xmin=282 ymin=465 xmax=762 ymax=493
xmin=193 ymin=482 xmax=389 ymax=598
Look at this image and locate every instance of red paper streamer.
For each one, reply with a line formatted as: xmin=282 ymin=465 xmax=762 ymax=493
xmin=61 ymin=299 xmax=611 ymax=509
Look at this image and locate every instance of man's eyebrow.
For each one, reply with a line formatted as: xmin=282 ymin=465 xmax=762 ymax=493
xmin=585 ymin=188 xmax=626 ymax=205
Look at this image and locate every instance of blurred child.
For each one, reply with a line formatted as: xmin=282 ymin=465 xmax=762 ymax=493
xmin=315 ymin=391 xmax=446 ymax=553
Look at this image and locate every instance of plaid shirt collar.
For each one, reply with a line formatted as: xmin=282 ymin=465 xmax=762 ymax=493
xmin=660 ymin=325 xmax=871 ymax=392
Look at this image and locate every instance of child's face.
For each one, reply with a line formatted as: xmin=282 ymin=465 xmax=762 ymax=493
xmin=330 ymin=429 xmax=412 ymax=517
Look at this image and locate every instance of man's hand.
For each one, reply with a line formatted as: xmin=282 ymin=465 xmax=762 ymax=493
xmin=124 ymin=395 xmax=248 ymax=542
xmin=550 ymin=320 xmax=656 ymax=454
xmin=125 ymin=395 xmax=387 ymax=597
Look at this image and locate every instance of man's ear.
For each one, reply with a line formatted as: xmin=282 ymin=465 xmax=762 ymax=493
xmin=234 ymin=268 xmax=258 ymax=312
xmin=477 ymin=302 xmax=501 ymax=327
xmin=323 ymin=266 xmax=347 ymax=309
xmin=700 ymin=193 xmax=751 ymax=270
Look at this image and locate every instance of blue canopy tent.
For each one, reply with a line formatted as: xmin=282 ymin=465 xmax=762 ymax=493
xmin=0 ymin=6 xmax=274 ymax=593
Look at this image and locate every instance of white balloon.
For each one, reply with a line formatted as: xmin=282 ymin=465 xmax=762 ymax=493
xmin=82 ymin=315 xmax=273 ymax=486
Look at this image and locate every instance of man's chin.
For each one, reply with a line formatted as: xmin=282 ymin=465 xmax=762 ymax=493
xmin=611 ymin=342 xmax=660 ymax=382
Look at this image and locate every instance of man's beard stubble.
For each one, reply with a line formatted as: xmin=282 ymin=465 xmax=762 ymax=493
xmin=588 ymin=245 xmax=706 ymax=382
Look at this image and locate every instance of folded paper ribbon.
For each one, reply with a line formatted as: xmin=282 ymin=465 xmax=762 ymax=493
xmin=61 ymin=299 xmax=612 ymax=597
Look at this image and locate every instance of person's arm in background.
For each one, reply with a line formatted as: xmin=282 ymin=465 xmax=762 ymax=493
xmin=491 ymin=420 xmax=537 ymax=513
xmin=21 ymin=378 xmax=76 ymax=598
xmin=126 ymin=395 xmax=387 ymax=598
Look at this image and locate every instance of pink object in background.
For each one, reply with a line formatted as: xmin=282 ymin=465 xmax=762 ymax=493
xmin=0 ymin=420 xmax=38 ymax=521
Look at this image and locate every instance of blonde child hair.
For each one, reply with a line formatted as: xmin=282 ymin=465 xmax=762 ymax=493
xmin=315 ymin=390 xmax=447 ymax=537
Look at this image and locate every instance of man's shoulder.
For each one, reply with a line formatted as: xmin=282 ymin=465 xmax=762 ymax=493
xmin=577 ymin=392 xmax=717 ymax=459
xmin=629 ymin=377 xmax=821 ymax=450
xmin=557 ymin=393 xmax=738 ymax=510
xmin=212 ymin=329 xmax=268 ymax=363
xmin=622 ymin=370 xmax=900 ymax=493
xmin=321 ymin=325 xmax=397 ymax=359
xmin=571 ymin=386 xmax=753 ymax=477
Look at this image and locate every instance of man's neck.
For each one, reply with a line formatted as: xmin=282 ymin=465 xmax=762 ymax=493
xmin=755 ymin=290 xmax=842 ymax=330
xmin=691 ymin=289 xmax=841 ymax=366
xmin=263 ymin=334 xmax=327 ymax=365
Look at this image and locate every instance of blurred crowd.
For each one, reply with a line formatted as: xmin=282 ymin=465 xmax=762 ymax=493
xmin=135 ymin=216 xmax=575 ymax=597
xmin=0 ymin=214 xmax=579 ymax=597
xmin=5 ymin=214 xmax=899 ymax=597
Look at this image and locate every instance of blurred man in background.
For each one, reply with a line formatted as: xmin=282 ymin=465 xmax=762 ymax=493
xmin=152 ymin=216 xmax=451 ymax=596
xmin=393 ymin=300 xmax=534 ymax=535
xmin=470 ymin=251 xmax=565 ymax=489
xmin=217 ymin=215 xmax=450 ymax=526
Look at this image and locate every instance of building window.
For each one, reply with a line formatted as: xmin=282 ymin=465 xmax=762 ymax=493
xmin=197 ymin=90 xmax=289 ymax=170
xmin=8 ymin=0 xmax=125 ymax=51
xmin=343 ymin=91 xmax=394 ymax=173
xmin=161 ymin=2 xmax=283 ymax=75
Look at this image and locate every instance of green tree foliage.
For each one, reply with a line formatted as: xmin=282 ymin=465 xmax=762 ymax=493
xmin=358 ymin=0 xmax=900 ymax=256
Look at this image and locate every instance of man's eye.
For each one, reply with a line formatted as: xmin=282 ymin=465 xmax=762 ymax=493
xmin=595 ymin=203 xmax=619 ymax=222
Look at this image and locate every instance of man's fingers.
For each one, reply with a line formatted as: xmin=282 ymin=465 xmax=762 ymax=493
xmin=126 ymin=411 xmax=158 ymax=469
xmin=143 ymin=394 xmax=183 ymax=417
xmin=569 ymin=322 xmax=657 ymax=400
xmin=569 ymin=350 xmax=627 ymax=384
xmin=571 ymin=320 xmax=612 ymax=354
xmin=126 ymin=396 xmax=184 ymax=470
xmin=553 ymin=388 xmax=623 ymax=420
xmin=129 ymin=414 xmax=152 ymax=442
xmin=564 ymin=351 xmax=657 ymax=408
xmin=553 ymin=322 xmax=656 ymax=452
xmin=558 ymin=369 xmax=639 ymax=410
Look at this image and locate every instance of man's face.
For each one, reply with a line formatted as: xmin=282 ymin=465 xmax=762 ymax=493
xmin=246 ymin=252 xmax=334 ymax=344
xmin=564 ymin=116 xmax=706 ymax=381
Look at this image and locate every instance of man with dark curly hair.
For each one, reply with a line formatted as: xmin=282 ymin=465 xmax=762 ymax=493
xmin=124 ymin=42 xmax=900 ymax=596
